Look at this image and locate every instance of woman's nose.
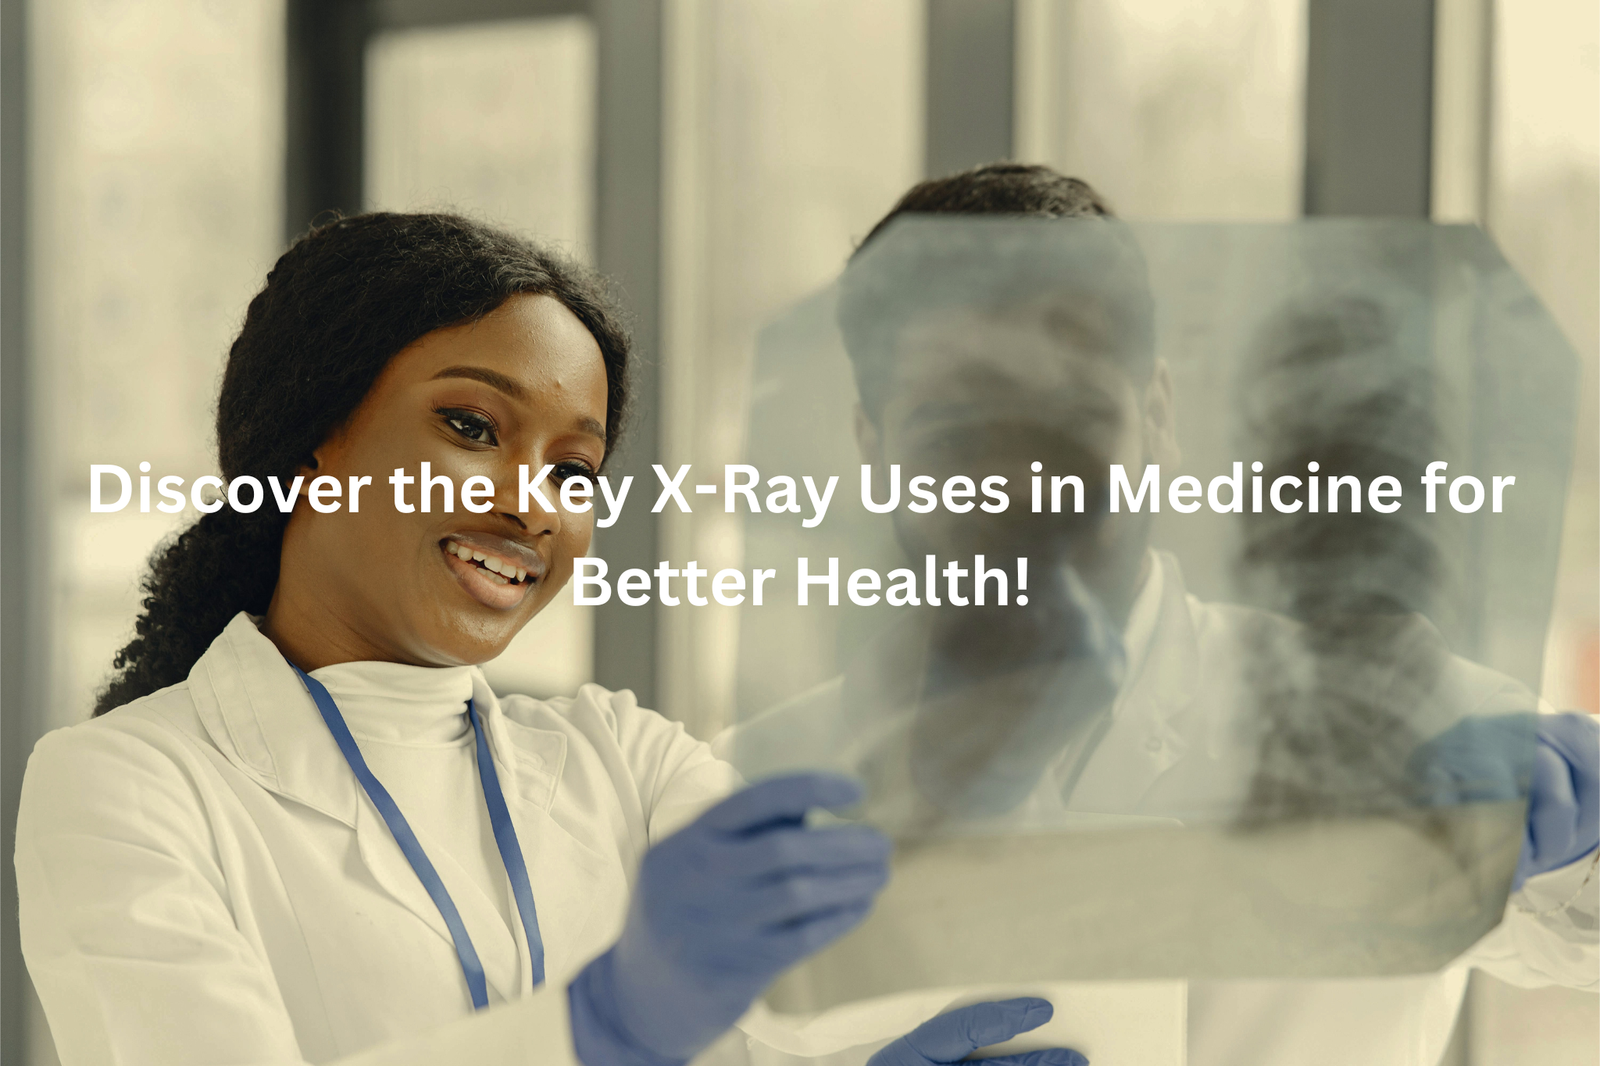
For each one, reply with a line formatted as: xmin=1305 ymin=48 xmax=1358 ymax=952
xmin=504 ymin=464 xmax=563 ymax=537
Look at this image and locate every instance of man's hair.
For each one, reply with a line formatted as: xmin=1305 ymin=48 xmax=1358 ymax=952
xmin=856 ymin=163 xmax=1116 ymax=255
xmin=839 ymin=163 xmax=1153 ymax=421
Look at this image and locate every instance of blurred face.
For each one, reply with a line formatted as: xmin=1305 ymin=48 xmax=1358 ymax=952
xmin=859 ymin=301 xmax=1176 ymax=621
xmin=264 ymin=293 xmax=609 ymax=670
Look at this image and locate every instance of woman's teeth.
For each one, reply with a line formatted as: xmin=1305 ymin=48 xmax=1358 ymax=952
xmin=445 ymin=540 xmax=529 ymax=584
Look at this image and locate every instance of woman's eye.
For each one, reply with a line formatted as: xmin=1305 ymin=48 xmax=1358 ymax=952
xmin=552 ymin=460 xmax=597 ymax=482
xmin=440 ymin=409 xmax=498 ymax=445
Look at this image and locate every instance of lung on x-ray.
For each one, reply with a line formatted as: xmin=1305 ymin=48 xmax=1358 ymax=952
xmin=716 ymin=218 xmax=1577 ymax=1008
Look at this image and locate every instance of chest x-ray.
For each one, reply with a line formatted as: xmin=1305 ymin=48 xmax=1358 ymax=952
xmin=719 ymin=218 xmax=1578 ymax=1011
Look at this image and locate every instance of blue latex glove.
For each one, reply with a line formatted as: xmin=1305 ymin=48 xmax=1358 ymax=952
xmin=1517 ymin=712 xmax=1600 ymax=891
xmin=569 ymin=773 xmax=891 ymax=1066
xmin=870 ymin=999 xmax=1087 ymax=1066
xmin=1406 ymin=714 xmax=1530 ymax=806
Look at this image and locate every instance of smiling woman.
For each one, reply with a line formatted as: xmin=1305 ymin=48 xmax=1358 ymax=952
xmin=262 ymin=291 xmax=613 ymax=670
xmin=92 ymin=213 xmax=631 ymax=714
xmin=14 ymin=211 xmax=904 ymax=1066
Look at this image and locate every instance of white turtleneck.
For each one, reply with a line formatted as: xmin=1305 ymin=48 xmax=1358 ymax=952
xmin=306 ymin=661 xmax=518 ymax=956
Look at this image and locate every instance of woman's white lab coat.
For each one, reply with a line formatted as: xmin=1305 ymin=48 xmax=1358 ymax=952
xmin=17 ymin=594 xmax=1598 ymax=1066
xmin=15 ymin=612 xmax=739 ymax=1066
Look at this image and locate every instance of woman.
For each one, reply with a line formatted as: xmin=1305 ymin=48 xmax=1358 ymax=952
xmin=15 ymin=214 xmax=1083 ymax=1066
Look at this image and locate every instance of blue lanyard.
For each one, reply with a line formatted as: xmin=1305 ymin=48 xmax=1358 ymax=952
xmin=291 ymin=664 xmax=546 ymax=1008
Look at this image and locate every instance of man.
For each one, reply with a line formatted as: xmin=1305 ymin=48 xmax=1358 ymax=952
xmin=718 ymin=164 xmax=1598 ymax=1066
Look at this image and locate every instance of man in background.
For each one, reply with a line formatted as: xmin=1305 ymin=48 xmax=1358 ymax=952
xmin=719 ymin=163 xmax=1598 ymax=1066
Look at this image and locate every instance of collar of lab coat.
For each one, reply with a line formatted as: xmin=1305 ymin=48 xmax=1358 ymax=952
xmin=185 ymin=612 xmax=600 ymax=998
xmin=186 ymin=613 xmax=565 ymax=826
xmin=1060 ymin=549 xmax=1205 ymax=812
xmin=1119 ymin=549 xmax=1203 ymax=729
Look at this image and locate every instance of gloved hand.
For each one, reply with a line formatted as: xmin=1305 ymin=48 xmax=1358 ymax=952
xmin=568 ymin=773 xmax=891 ymax=1066
xmin=1517 ymin=712 xmax=1600 ymax=891
xmin=870 ymin=999 xmax=1087 ymax=1066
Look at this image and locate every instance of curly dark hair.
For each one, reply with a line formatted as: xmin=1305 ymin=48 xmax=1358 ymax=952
xmin=93 ymin=212 xmax=631 ymax=716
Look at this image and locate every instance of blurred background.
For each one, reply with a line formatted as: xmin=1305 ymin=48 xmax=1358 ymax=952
xmin=1 ymin=1 xmax=1594 ymax=1063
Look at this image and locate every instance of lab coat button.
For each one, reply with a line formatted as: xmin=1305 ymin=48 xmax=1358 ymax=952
xmin=1144 ymin=736 xmax=1163 ymax=753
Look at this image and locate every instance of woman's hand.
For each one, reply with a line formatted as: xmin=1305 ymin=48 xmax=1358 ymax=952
xmin=568 ymin=773 xmax=891 ymax=1066
xmin=870 ymin=999 xmax=1087 ymax=1066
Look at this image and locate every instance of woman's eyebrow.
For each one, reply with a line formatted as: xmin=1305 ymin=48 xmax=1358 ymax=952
xmin=431 ymin=365 xmax=529 ymax=401
xmin=433 ymin=365 xmax=608 ymax=444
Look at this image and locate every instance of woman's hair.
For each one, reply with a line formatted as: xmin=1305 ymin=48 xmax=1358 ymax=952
xmin=94 ymin=212 xmax=631 ymax=716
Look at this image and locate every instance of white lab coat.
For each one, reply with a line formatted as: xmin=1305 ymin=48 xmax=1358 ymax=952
xmin=15 ymin=611 xmax=739 ymax=1066
xmin=709 ymin=550 xmax=1600 ymax=1066
xmin=16 ymin=579 xmax=1596 ymax=1066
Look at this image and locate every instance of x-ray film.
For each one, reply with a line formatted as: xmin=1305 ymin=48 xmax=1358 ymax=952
xmin=718 ymin=219 xmax=1577 ymax=1008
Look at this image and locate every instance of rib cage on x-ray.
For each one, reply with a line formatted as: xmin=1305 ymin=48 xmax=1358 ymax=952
xmin=718 ymin=219 xmax=1576 ymax=1000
